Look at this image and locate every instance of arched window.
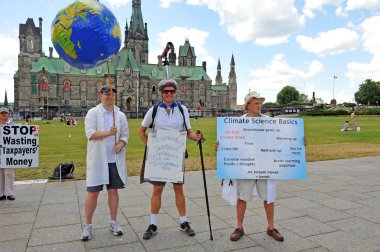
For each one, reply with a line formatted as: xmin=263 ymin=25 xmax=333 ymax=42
xmin=80 ymin=81 xmax=87 ymax=106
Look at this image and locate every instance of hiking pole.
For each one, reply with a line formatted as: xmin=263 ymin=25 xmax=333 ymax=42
xmin=197 ymin=130 xmax=213 ymax=240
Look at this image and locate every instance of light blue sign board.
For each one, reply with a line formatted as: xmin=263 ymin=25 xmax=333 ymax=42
xmin=217 ymin=117 xmax=306 ymax=180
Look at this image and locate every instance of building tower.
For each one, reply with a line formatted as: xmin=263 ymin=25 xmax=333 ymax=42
xmin=228 ymin=54 xmax=237 ymax=108
xmin=4 ymin=90 xmax=8 ymax=108
xmin=125 ymin=0 xmax=149 ymax=64
xmin=14 ymin=17 xmax=43 ymax=111
xmin=215 ymin=59 xmax=222 ymax=85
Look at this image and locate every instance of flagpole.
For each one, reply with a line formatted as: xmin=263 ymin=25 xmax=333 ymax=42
xmin=333 ymin=76 xmax=335 ymax=100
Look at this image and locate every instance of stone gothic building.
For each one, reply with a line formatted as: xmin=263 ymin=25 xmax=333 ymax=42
xmin=13 ymin=0 xmax=237 ymax=118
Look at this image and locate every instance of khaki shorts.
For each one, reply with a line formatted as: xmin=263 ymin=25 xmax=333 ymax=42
xmin=237 ymin=179 xmax=268 ymax=202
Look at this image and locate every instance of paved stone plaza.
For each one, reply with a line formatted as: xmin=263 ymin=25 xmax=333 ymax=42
xmin=1 ymin=156 xmax=380 ymax=251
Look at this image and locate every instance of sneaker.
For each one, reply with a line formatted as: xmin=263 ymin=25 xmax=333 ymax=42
xmin=180 ymin=221 xmax=195 ymax=236
xmin=267 ymin=228 xmax=284 ymax=242
xmin=109 ymin=221 xmax=123 ymax=236
xmin=230 ymin=228 xmax=244 ymax=241
xmin=143 ymin=224 xmax=158 ymax=240
xmin=0 ymin=195 xmax=6 ymax=201
xmin=80 ymin=224 xmax=92 ymax=241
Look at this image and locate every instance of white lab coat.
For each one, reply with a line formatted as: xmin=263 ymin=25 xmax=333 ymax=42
xmin=85 ymin=104 xmax=129 ymax=187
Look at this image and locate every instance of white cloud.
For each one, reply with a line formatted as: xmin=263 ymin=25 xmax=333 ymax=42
xmin=241 ymin=54 xmax=324 ymax=103
xmin=346 ymin=16 xmax=380 ymax=89
xmin=170 ymin=0 xmax=304 ymax=46
xmin=148 ymin=26 xmax=216 ymax=69
xmin=303 ymin=0 xmax=342 ymax=18
xmin=0 ymin=34 xmax=18 ymax=102
xmin=103 ymin=0 xmax=131 ymax=8
xmin=160 ymin=0 xmax=181 ymax=8
xmin=296 ymin=28 xmax=359 ymax=56
xmin=345 ymin=0 xmax=380 ymax=11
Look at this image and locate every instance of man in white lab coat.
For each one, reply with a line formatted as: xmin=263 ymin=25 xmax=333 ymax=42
xmin=80 ymin=86 xmax=129 ymax=241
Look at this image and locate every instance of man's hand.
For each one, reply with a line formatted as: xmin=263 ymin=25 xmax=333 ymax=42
xmin=109 ymin=126 xmax=117 ymax=136
xmin=214 ymin=141 xmax=219 ymax=151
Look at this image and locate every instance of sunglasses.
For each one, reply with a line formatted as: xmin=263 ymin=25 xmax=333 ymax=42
xmin=161 ymin=89 xmax=176 ymax=94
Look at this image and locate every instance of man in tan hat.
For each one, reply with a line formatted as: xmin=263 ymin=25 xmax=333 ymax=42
xmin=0 ymin=107 xmax=16 ymax=201
xmin=229 ymin=91 xmax=284 ymax=242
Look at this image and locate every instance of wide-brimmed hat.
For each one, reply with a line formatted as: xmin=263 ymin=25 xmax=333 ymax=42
xmin=244 ymin=91 xmax=265 ymax=109
xmin=100 ymin=86 xmax=117 ymax=94
xmin=0 ymin=107 xmax=10 ymax=113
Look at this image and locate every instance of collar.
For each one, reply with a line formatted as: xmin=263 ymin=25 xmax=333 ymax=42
xmin=157 ymin=101 xmax=180 ymax=109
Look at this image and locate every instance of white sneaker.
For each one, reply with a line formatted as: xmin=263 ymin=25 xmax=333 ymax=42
xmin=80 ymin=224 xmax=92 ymax=241
xmin=110 ymin=221 xmax=123 ymax=236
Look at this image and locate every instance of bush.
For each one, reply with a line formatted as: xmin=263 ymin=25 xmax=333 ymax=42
xmin=355 ymin=108 xmax=380 ymax=115
xmin=300 ymin=109 xmax=349 ymax=116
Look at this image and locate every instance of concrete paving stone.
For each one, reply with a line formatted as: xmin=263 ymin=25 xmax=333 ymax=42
xmin=28 ymin=224 xmax=82 ymax=246
xmin=87 ymin=242 xmax=145 ymax=252
xmin=0 ymin=211 xmax=37 ymax=225
xmin=292 ymin=190 xmax=333 ymax=201
xmin=278 ymin=216 xmax=336 ymax=237
xmin=45 ymin=181 xmax=76 ymax=189
xmin=313 ymin=197 xmax=364 ymax=211
xmin=42 ymin=187 xmax=76 ymax=196
xmin=34 ymin=212 xmax=80 ymax=228
xmin=79 ymin=213 xmax=128 ymax=229
xmin=26 ymin=241 xmax=85 ymax=252
xmin=345 ymin=207 xmax=380 ymax=224
xmin=277 ymin=184 xmax=308 ymax=193
xmin=0 ymin=239 xmax=28 ymax=252
xmin=5 ymin=193 xmax=43 ymax=203
xmin=327 ymin=217 xmax=380 ymax=239
xmin=128 ymin=213 xmax=179 ymax=232
xmin=120 ymin=203 xmax=151 ymax=218
xmin=295 ymin=206 xmax=352 ymax=223
xmin=191 ymin=194 xmax=232 ymax=208
xmin=41 ymin=193 xmax=78 ymax=205
xmin=0 ymin=223 xmax=33 ymax=242
xmin=37 ymin=202 xmax=79 ymax=216
xmin=82 ymin=226 xmax=140 ymax=250
xmin=355 ymin=197 xmax=380 ymax=209
xmin=79 ymin=204 xmax=115 ymax=217
xmin=307 ymin=230 xmax=380 ymax=252
xmin=276 ymin=196 xmax=321 ymax=210
xmin=366 ymin=190 xmax=380 ymax=198
xmin=0 ymin=202 xmax=40 ymax=214
xmin=224 ymin=214 xmax=272 ymax=235
xmin=327 ymin=189 xmax=371 ymax=201
xmin=232 ymin=246 xmax=270 ymax=252
xmin=208 ymin=205 xmax=254 ymax=220
xmin=138 ymin=226 xmax=199 ymax=251
xmin=366 ymin=235 xmax=380 ymax=246
xmin=194 ymin=228 xmax=258 ymax=252
xmin=273 ymin=190 xmax=295 ymax=200
xmin=160 ymin=244 xmax=208 ymax=252
xmin=344 ymin=184 xmax=380 ymax=193
xmin=253 ymin=204 xmax=304 ymax=221
xmin=118 ymin=187 xmax=147 ymax=197
xmin=118 ymin=194 xmax=151 ymax=207
xmin=354 ymin=179 xmax=380 ymax=187
xmin=248 ymin=228 xmax=317 ymax=252
xmin=301 ymin=247 xmax=331 ymax=252
xmin=304 ymin=183 xmax=346 ymax=193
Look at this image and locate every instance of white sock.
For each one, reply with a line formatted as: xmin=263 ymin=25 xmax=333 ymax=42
xmin=85 ymin=224 xmax=93 ymax=229
xmin=151 ymin=214 xmax=158 ymax=226
xmin=180 ymin=216 xmax=188 ymax=224
xmin=110 ymin=220 xmax=117 ymax=225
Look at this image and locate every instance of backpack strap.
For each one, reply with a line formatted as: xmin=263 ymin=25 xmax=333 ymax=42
xmin=149 ymin=105 xmax=159 ymax=129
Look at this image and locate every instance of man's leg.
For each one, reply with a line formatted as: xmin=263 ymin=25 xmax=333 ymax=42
xmin=263 ymin=201 xmax=274 ymax=229
xmin=236 ymin=198 xmax=247 ymax=229
xmin=85 ymin=191 xmax=100 ymax=224
xmin=151 ymin=184 xmax=164 ymax=214
xmin=173 ymin=184 xmax=186 ymax=216
xmin=107 ymin=188 xmax=119 ymax=220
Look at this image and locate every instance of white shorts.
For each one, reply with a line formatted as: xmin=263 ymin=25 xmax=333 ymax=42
xmin=237 ymin=179 xmax=268 ymax=202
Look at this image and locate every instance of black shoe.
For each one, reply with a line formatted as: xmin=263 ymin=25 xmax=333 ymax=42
xmin=0 ymin=195 xmax=6 ymax=201
xmin=143 ymin=224 xmax=158 ymax=240
xmin=180 ymin=221 xmax=195 ymax=236
xmin=7 ymin=195 xmax=15 ymax=200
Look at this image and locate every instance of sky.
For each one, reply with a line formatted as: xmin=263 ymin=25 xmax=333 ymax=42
xmin=1 ymin=0 xmax=380 ymax=105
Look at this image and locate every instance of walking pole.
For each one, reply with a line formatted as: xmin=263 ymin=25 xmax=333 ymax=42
xmin=197 ymin=130 xmax=213 ymax=240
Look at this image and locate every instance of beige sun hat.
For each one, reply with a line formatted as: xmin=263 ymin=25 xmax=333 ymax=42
xmin=244 ymin=91 xmax=265 ymax=110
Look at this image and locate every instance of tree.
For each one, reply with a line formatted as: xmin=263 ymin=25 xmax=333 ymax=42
xmin=276 ymin=86 xmax=300 ymax=105
xmin=354 ymin=79 xmax=380 ymax=105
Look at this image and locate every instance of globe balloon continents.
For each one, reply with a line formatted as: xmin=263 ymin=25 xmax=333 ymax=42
xmin=51 ymin=0 xmax=121 ymax=69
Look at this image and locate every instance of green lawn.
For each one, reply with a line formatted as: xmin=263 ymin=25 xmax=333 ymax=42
xmin=13 ymin=115 xmax=380 ymax=181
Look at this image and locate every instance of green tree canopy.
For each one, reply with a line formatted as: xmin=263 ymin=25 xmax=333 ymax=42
xmin=276 ymin=86 xmax=301 ymax=105
xmin=354 ymin=79 xmax=380 ymax=105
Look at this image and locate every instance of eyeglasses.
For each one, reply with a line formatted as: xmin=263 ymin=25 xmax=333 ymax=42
xmin=100 ymin=87 xmax=116 ymax=94
xmin=249 ymin=102 xmax=263 ymax=106
xmin=161 ymin=89 xmax=176 ymax=94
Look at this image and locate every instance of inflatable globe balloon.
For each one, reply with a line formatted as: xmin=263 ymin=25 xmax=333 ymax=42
xmin=51 ymin=0 xmax=121 ymax=69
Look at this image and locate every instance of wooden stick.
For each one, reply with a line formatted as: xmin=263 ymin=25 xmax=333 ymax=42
xmin=107 ymin=61 xmax=117 ymax=146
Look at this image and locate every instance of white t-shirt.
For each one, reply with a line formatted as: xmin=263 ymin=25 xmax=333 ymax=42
xmin=141 ymin=105 xmax=191 ymax=131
